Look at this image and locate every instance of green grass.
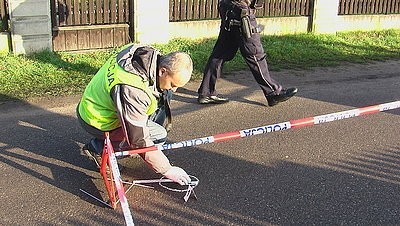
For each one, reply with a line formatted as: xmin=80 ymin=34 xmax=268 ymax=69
xmin=1 ymin=29 xmax=400 ymax=101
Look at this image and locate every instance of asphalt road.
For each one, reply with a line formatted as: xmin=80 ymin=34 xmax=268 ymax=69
xmin=1 ymin=60 xmax=399 ymax=225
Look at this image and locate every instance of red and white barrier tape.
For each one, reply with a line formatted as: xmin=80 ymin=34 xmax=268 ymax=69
xmin=108 ymin=100 xmax=399 ymax=225
xmin=115 ymin=100 xmax=400 ymax=157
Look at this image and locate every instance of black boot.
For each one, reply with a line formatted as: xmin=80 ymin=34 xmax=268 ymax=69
xmin=266 ymin=87 xmax=298 ymax=107
xmin=198 ymin=95 xmax=229 ymax=104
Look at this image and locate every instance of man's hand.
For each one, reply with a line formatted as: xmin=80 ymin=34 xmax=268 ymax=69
xmin=163 ymin=166 xmax=191 ymax=185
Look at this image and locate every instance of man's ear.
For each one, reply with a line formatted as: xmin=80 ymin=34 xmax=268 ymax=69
xmin=159 ymin=67 xmax=167 ymax=77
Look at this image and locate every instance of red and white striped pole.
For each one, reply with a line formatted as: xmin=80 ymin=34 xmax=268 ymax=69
xmin=115 ymin=101 xmax=400 ymax=157
xmin=105 ymin=134 xmax=135 ymax=225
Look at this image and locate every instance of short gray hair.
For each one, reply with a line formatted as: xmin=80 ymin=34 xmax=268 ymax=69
xmin=159 ymin=52 xmax=193 ymax=75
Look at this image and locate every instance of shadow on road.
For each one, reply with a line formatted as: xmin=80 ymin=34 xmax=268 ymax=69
xmin=0 ymin=98 xmax=108 ymax=212
xmin=118 ymin=142 xmax=400 ymax=225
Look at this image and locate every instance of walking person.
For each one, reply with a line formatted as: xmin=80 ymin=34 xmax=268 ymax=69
xmin=197 ymin=0 xmax=298 ymax=106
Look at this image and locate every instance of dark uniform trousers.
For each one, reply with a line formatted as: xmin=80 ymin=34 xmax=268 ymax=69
xmin=198 ymin=0 xmax=283 ymax=99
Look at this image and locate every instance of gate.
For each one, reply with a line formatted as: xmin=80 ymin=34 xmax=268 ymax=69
xmin=51 ymin=0 xmax=132 ymax=52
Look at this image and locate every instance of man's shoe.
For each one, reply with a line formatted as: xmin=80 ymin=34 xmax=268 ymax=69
xmin=198 ymin=95 xmax=229 ymax=104
xmin=82 ymin=141 xmax=102 ymax=168
xmin=266 ymin=87 xmax=298 ymax=107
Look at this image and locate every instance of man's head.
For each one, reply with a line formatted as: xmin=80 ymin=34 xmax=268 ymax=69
xmin=158 ymin=52 xmax=193 ymax=92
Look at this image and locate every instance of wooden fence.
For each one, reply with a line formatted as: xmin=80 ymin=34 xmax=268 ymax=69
xmin=51 ymin=0 xmax=130 ymax=26
xmin=258 ymin=0 xmax=311 ymax=17
xmin=0 ymin=0 xmax=8 ymax=31
xmin=169 ymin=0 xmax=312 ymax=21
xmin=2 ymin=0 xmax=400 ymax=51
xmin=169 ymin=0 xmax=400 ymax=21
xmin=50 ymin=0 xmax=131 ymax=51
xmin=339 ymin=0 xmax=400 ymax=15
